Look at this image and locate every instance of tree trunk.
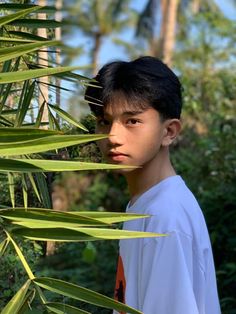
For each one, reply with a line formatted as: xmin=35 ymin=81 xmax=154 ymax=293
xmin=92 ymin=32 xmax=101 ymax=76
xmin=55 ymin=0 xmax=62 ymax=108
xmin=162 ymin=0 xmax=179 ymax=67
xmin=38 ymin=0 xmax=54 ymax=256
xmin=37 ymin=0 xmax=49 ymax=124
xmin=158 ymin=0 xmax=168 ymax=58
xmin=192 ymin=0 xmax=200 ymax=14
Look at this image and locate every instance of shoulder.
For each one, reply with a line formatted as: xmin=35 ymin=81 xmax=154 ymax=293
xmin=143 ymin=177 xmax=207 ymax=238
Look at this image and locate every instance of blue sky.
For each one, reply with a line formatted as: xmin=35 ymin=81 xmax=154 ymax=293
xmin=67 ymin=0 xmax=236 ymax=69
xmin=62 ymin=0 xmax=236 ymax=112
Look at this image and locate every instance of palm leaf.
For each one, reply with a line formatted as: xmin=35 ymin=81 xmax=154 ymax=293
xmin=0 ymin=66 xmax=88 ymax=84
xmin=0 ymin=6 xmax=41 ymax=27
xmin=7 ymin=172 xmax=15 ymax=208
xmin=9 ymin=19 xmax=62 ymax=28
xmin=34 ymin=173 xmax=52 ymax=208
xmin=0 ymin=238 xmax=9 ymax=257
xmin=34 ymin=277 xmax=142 ymax=314
xmin=48 ymin=104 xmax=89 ymax=132
xmin=0 ymin=58 xmax=21 ymax=114
xmin=0 ymin=158 xmax=135 ymax=173
xmin=46 ymin=302 xmax=90 ymax=314
xmin=0 ymin=40 xmax=60 ymax=63
xmin=0 ymin=3 xmax=56 ymax=13
xmin=1 ymin=208 xmax=108 ymax=227
xmin=8 ymin=30 xmax=48 ymax=41
xmin=0 ymin=134 xmax=108 ymax=156
xmin=0 ymin=127 xmax=61 ymax=143
xmin=12 ymin=226 xmax=163 ymax=241
xmin=1 ymin=280 xmax=31 ymax=314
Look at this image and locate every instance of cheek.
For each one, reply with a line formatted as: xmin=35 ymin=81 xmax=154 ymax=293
xmin=137 ymin=126 xmax=163 ymax=147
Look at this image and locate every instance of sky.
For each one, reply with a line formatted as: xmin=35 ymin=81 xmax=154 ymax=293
xmin=61 ymin=0 xmax=236 ymax=112
xmin=67 ymin=0 xmax=236 ymax=69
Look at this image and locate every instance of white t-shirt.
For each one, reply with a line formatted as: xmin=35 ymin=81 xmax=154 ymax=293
xmin=114 ymin=175 xmax=221 ymax=314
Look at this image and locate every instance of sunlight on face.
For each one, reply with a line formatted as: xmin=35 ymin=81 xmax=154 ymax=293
xmin=95 ymin=93 xmax=168 ymax=174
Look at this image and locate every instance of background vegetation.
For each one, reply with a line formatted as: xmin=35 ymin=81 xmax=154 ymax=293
xmin=0 ymin=0 xmax=235 ymax=313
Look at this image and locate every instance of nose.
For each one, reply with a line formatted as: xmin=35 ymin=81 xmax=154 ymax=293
xmin=108 ymin=121 xmax=123 ymax=146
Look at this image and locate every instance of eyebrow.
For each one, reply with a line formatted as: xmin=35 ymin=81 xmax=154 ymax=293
xmin=102 ymin=110 xmax=145 ymax=118
xmin=122 ymin=110 xmax=145 ymax=115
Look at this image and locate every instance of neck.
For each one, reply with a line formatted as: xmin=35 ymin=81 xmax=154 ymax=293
xmin=124 ymin=148 xmax=176 ymax=204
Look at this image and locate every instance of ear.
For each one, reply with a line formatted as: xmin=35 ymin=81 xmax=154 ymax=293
xmin=161 ymin=119 xmax=181 ymax=147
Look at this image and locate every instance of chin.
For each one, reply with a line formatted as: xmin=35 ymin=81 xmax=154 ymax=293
xmin=111 ymin=165 xmax=138 ymax=175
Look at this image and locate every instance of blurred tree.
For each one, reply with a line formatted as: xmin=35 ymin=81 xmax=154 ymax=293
xmin=136 ymin=0 xmax=180 ymax=66
xmin=175 ymin=1 xmax=236 ymax=129
xmin=136 ymin=0 xmax=230 ymax=67
xmin=66 ymin=0 xmax=136 ymax=74
xmin=37 ymin=0 xmax=49 ymax=123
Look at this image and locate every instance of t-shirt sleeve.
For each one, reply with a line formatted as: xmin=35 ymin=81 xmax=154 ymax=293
xmin=139 ymin=231 xmax=202 ymax=314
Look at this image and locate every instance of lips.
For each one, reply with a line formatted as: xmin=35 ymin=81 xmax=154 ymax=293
xmin=108 ymin=151 xmax=128 ymax=161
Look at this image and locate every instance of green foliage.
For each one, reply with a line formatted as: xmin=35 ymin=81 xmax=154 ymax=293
xmin=0 ymin=237 xmax=43 ymax=310
xmin=1 ymin=1 xmax=235 ymax=313
xmin=0 ymin=3 xmax=159 ymax=314
xmin=171 ymin=119 xmax=236 ymax=313
xmin=37 ymin=241 xmax=118 ymax=314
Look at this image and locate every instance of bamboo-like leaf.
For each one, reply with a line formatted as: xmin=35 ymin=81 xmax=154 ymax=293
xmin=46 ymin=302 xmax=90 ymax=314
xmin=48 ymin=108 xmax=55 ymax=130
xmin=17 ymin=289 xmax=35 ymax=314
xmin=14 ymin=79 xmax=29 ymax=126
xmin=0 ymin=134 xmax=108 ymax=156
xmin=0 ymin=60 xmax=12 ymax=97
xmin=34 ymin=173 xmax=52 ymax=208
xmin=0 ymin=3 xmax=56 ymax=13
xmin=0 ymin=127 xmax=61 ymax=143
xmin=7 ymin=232 xmax=35 ymax=279
xmin=48 ymin=107 xmax=61 ymax=130
xmin=0 ymin=238 xmax=9 ymax=257
xmin=13 ymin=226 xmax=164 ymax=242
xmin=0 ymin=158 xmax=135 ymax=173
xmin=1 ymin=109 xmax=18 ymax=115
xmin=9 ymin=19 xmax=62 ymax=28
xmin=11 ymin=214 xmax=148 ymax=227
xmin=28 ymin=173 xmax=41 ymax=202
xmin=12 ymin=221 xmax=104 ymax=229
xmin=0 ymin=58 xmax=20 ymax=114
xmin=0 ymin=6 xmax=41 ymax=27
xmin=35 ymin=102 xmax=46 ymax=128
xmin=1 ymin=207 xmax=149 ymax=224
xmin=1 ymin=59 xmax=12 ymax=73
xmin=0 ymin=40 xmax=60 ymax=63
xmin=1 ymin=208 xmax=107 ymax=227
xmin=7 ymin=172 xmax=15 ymax=208
xmin=22 ymin=174 xmax=28 ymax=208
xmin=0 ymin=37 xmax=37 ymax=43
xmin=39 ymin=81 xmax=73 ymax=92
xmin=8 ymin=30 xmax=48 ymax=41
xmin=1 ymin=279 xmax=31 ymax=314
xmin=34 ymin=277 xmax=142 ymax=314
xmin=0 ymin=116 xmax=13 ymax=127
xmin=48 ymin=104 xmax=88 ymax=132
xmin=68 ymin=211 xmax=150 ymax=224
xmin=0 ymin=66 xmax=88 ymax=84
xmin=15 ymin=81 xmax=36 ymax=127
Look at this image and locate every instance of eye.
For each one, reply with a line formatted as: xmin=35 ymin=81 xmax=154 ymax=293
xmin=126 ymin=118 xmax=140 ymax=125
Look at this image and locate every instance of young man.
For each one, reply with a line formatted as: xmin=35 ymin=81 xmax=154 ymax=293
xmin=85 ymin=56 xmax=221 ymax=314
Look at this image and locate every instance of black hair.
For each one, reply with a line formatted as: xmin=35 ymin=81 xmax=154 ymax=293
xmin=85 ymin=56 xmax=182 ymax=120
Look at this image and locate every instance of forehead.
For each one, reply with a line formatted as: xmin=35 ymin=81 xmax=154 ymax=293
xmin=101 ymin=91 xmax=150 ymax=117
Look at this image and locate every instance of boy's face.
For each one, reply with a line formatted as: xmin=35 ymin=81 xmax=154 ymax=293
xmin=95 ymin=99 xmax=178 ymax=173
